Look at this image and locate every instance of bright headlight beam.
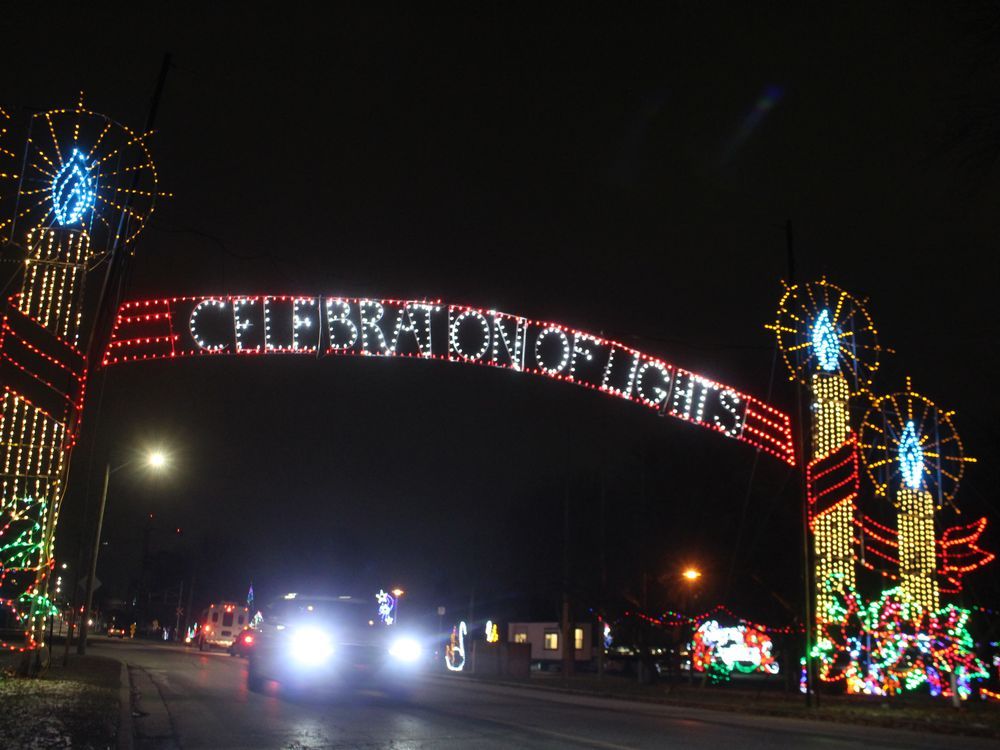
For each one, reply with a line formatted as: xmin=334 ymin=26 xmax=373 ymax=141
xmin=389 ymin=637 xmax=422 ymax=662
xmin=290 ymin=626 xmax=334 ymax=666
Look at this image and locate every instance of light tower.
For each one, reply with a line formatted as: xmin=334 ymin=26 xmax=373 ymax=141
xmin=0 ymin=97 xmax=159 ymax=653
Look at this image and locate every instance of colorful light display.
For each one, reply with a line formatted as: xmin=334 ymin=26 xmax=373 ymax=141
xmin=773 ymin=278 xmax=992 ymax=698
xmin=0 ymin=98 xmax=160 ymax=651
xmin=375 ymin=589 xmax=396 ymax=625
xmin=813 ymin=576 xmax=987 ymax=699
xmin=691 ymin=620 xmax=780 ymax=682
xmin=445 ymin=621 xmax=467 ymax=672
xmin=485 ymin=620 xmax=499 ymax=643
xmin=103 ymin=295 xmax=796 ymax=463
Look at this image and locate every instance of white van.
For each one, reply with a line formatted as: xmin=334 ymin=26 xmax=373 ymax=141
xmin=198 ymin=601 xmax=249 ymax=650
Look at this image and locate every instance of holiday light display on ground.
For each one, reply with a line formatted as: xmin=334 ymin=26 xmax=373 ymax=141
xmin=812 ymin=575 xmax=987 ymax=699
xmin=485 ymin=620 xmax=499 ymax=643
xmin=691 ymin=620 xmax=780 ymax=682
xmin=0 ymin=97 xmax=161 ymax=651
xmin=103 ymin=295 xmax=796 ymax=463
xmin=445 ymin=621 xmax=467 ymax=672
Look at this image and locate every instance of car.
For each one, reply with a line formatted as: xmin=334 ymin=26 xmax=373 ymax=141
xmin=229 ymin=627 xmax=256 ymax=657
xmin=247 ymin=594 xmax=425 ymax=697
xmin=198 ymin=601 xmax=250 ymax=651
xmin=107 ymin=625 xmax=126 ymax=638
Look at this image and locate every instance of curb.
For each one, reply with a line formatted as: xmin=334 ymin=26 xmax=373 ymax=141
xmin=117 ymin=661 xmax=134 ymax=750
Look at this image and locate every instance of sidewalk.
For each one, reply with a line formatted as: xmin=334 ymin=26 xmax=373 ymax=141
xmin=0 ymin=650 xmax=124 ymax=749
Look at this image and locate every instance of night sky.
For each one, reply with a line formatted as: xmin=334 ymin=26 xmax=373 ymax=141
xmin=3 ymin=5 xmax=998 ymax=630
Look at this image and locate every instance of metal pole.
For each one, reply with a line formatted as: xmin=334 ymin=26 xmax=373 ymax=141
xmin=174 ymin=580 xmax=184 ymax=641
xmin=787 ymin=220 xmax=815 ymax=708
xmin=78 ymin=462 xmax=111 ymax=655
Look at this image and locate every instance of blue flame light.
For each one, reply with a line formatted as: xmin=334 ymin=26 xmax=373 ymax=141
xmin=811 ymin=309 xmax=840 ymax=372
xmin=898 ymin=420 xmax=924 ymax=490
xmin=51 ymin=148 xmax=97 ymax=226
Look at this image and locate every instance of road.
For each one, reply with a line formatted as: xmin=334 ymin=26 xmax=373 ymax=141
xmin=93 ymin=640 xmax=992 ymax=750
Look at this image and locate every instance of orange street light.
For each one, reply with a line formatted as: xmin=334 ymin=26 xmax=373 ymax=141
xmin=682 ymin=568 xmax=702 ymax=582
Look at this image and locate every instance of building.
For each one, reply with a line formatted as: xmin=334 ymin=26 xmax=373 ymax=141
xmin=507 ymin=622 xmax=592 ymax=662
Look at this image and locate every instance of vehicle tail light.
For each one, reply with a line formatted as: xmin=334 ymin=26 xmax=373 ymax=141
xmin=244 ymin=634 xmax=254 ymax=645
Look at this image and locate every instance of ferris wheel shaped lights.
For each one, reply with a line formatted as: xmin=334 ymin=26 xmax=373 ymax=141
xmin=0 ymin=94 xmax=162 ymax=251
xmin=767 ymin=279 xmax=881 ymax=390
xmin=52 ymin=148 xmax=97 ymax=225
xmin=859 ymin=379 xmax=975 ymax=509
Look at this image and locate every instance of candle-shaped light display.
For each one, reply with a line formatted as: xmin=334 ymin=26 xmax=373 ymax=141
xmin=0 ymin=97 xmax=160 ymax=651
xmin=769 ymin=279 xmax=881 ymax=639
xmin=860 ymin=380 xmax=976 ymax=612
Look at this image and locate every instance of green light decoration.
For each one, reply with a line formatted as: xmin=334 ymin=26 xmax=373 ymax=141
xmin=0 ymin=495 xmax=54 ymax=651
xmin=812 ymin=575 xmax=988 ymax=699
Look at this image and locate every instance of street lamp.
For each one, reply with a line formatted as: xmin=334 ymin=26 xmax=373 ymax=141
xmin=682 ymin=568 xmax=702 ymax=582
xmin=77 ymin=449 xmax=169 ymax=655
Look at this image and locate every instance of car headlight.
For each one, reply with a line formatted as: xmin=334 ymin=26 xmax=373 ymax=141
xmin=389 ymin=637 xmax=422 ymax=662
xmin=290 ymin=626 xmax=334 ymax=665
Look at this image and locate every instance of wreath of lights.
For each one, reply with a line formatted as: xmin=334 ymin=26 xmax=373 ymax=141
xmin=0 ymin=93 xmax=163 ymax=255
xmin=767 ymin=278 xmax=881 ymax=391
xmin=103 ymin=295 xmax=796 ymax=464
xmin=859 ymin=378 xmax=974 ymax=509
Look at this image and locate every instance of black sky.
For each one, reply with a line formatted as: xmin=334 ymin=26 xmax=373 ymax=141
xmin=4 ymin=4 xmax=999 ymax=626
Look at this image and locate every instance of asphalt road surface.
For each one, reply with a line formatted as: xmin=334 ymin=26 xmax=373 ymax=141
xmin=93 ymin=640 xmax=993 ymax=750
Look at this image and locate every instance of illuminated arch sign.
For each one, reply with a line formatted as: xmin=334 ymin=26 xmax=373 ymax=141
xmin=104 ymin=295 xmax=795 ymax=464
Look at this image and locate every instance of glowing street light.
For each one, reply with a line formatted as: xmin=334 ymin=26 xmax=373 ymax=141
xmin=682 ymin=568 xmax=702 ymax=582
xmin=78 ymin=448 xmax=171 ymax=655
xmin=147 ymin=450 xmax=168 ymax=469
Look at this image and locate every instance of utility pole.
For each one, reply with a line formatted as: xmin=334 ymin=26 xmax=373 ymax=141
xmin=787 ymin=219 xmax=816 ymax=707
xmin=174 ymin=580 xmax=184 ymax=641
xmin=561 ymin=429 xmax=574 ymax=678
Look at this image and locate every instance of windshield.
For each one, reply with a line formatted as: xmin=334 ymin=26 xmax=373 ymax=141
xmin=266 ymin=598 xmax=376 ymax=631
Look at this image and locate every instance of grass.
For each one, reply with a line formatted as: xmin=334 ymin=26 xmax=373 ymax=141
xmin=0 ymin=652 xmax=121 ymax=749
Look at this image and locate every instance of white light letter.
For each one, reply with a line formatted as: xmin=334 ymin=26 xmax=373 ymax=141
xmin=491 ymin=312 xmax=526 ymax=370
xmin=292 ymin=297 xmax=319 ymax=352
xmin=635 ymin=359 xmax=672 ymax=407
xmin=392 ymin=302 xmax=436 ymax=357
xmin=325 ymin=298 xmax=359 ymax=350
xmin=449 ymin=308 xmax=491 ymax=362
xmin=534 ymin=326 xmax=571 ymax=375
xmin=189 ymin=298 xmax=230 ymax=352
xmin=569 ymin=332 xmax=599 ymax=382
xmin=359 ymin=299 xmax=390 ymax=355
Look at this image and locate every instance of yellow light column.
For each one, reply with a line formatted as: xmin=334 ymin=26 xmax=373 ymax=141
xmin=0 ymin=228 xmax=91 ymax=648
xmin=896 ymin=488 xmax=939 ymax=611
xmin=810 ymin=371 xmax=855 ymax=622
